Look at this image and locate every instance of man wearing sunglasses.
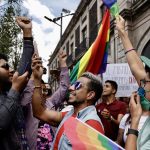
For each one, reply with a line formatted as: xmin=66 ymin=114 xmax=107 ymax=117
xmin=0 ymin=53 xmax=29 ymax=149
xmin=32 ymin=56 xmax=104 ymax=149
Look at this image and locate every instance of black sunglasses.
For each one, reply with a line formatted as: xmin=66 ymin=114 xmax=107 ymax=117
xmin=1 ymin=63 xmax=10 ymax=70
xmin=72 ymin=81 xmax=82 ymax=90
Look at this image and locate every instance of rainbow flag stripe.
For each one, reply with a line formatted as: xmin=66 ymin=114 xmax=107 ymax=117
xmin=70 ymin=9 xmax=110 ymax=84
xmin=64 ymin=117 xmax=125 ymax=150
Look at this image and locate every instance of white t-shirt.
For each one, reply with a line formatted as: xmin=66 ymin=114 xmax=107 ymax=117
xmin=119 ymin=114 xmax=148 ymax=143
xmin=61 ymin=105 xmax=73 ymax=112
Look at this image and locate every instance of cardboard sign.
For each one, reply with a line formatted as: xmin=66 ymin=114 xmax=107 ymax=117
xmin=103 ymin=63 xmax=138 ymax=97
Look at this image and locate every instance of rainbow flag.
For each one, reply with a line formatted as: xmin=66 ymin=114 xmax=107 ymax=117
xmin=102 ymin=0 xmax=119 ymax=17
xmin=64 ymin=117 xmax=124 ymax=150
xmin=70 ymin=9 xmax=110 ymax=84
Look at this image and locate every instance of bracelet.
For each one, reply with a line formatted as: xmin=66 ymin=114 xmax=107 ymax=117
xmin=127 ymin=128 xmax=139 ymax=137
xmin=34 ymin=85 xmax=41 ymax=89
xmin=124 ymin=48 xmax=135 ymax=55
xmin=23 ymin=37 xmax=33 ymax=41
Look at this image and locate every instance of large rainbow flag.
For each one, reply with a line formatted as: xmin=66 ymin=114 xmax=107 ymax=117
xmin=63 ymin=117 xmax=124 ymax=150
xmin=70 ymin=9 xmax=110 ymax=84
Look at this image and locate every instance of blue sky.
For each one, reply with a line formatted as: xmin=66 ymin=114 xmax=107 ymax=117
xmin=40 ymin=0 xmax=80 ymax=16
xmin=22 ymin=0 xmax=80 ymax=57
xmin=23 ymin=0 xmax=81 ymax=81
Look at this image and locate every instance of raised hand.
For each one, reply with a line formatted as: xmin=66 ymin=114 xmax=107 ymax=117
xmin=16 ymin=16 xmax=32 ymax=37
xmin=12 ymin=72 xmax=29 ymax=92
xmin=115 ymin=15 xmax=126 ymax=35
xmin=31 ymin=54 xmax=43 ymax=80
xmin=58 ymin=49 xmax=67 ymax=68
xmin=129 ymin=93 xmax=142 ymax=123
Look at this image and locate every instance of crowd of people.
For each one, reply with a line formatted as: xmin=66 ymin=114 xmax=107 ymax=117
xmin=0 ymin=14 xmax=149 ymax=150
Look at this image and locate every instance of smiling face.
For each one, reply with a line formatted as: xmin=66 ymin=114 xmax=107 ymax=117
xmin=68 ymin=77 xmax=92 ymax=106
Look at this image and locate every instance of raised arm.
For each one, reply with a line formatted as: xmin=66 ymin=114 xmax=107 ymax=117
xmin=116 ymin=15 xmax=146 ymax=85
xmin=0 ymin=72 xmax=28 ymax=132
xmin=16 ymin=17 xmax=34 ymax=77
xmin=46 ymin=50 xmax=70 ymax=109
xmin=32 ymin=55 xmax=63 ymax=126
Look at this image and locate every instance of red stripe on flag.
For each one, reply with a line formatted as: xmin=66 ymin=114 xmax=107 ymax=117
xmin=86 ymin=9 xmax=110 ymax=74
xmin=64 ymin=117 xmax=87 ymax=149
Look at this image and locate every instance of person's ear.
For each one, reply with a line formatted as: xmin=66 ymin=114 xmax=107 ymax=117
xmin=112 ymin=89 xmax=116 ymax=94
xmin=87 ymin=91 xmax=95 ymax=100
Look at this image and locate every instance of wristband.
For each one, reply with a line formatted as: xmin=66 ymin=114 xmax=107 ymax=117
xmin=127 ymin=128 xmax=139 ymax=137
xmin=23 ymin=37 xmax=33 ymax=41
xmin=34 ymin=85 xmax=41 ymax=89
xmin=125 ymin=48 xmax=135 ymax=55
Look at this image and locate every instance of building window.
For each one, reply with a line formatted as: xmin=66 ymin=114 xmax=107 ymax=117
xmin=55 ymin=59 xmax=57 ymax=68
xmin=71 ymin=34 xmax=74 ymax=40
xmin=66 ymin=41 xmax=69 ymax=56
xmin=82 ymin=26 xmax=87 ymax=41
xmin=70 ymin=43 xmax=74 ymax=54
xmin=75 ymin=26 xmax=80 ymax=47
xmin=109 ymin=32 xmax=115 ymax=56
xmin=82 ymin=16 xmax=87 ymax=24
xmin=89 ymin=1 xmax=97 ymax=45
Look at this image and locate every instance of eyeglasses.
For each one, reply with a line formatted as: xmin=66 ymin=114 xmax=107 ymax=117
xmin=138 ymin=79 xmax=150 ymax=97
xmin=0 ymin=63 xmax=10 ymax=70
xmin=140 ymin=79 xmax=150 ymax=88
xmin=72 ymin=81 xmax=82 ymax=90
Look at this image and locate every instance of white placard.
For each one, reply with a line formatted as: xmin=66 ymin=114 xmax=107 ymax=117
xmin=102 ymin=63 xmax=139 ymax=97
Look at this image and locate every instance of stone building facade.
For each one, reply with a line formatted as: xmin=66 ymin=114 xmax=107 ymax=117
xmin=48 ymin=0 xmax=150 ymax=92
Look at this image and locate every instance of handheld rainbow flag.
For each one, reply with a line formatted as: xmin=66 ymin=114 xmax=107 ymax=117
xmin=102 ymin=0 xmax=119 ymax=17
xmin=64 ymin=117 xmax=125 ymax=150
xmin=70 ymin=9 xmax=110 ymax=84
